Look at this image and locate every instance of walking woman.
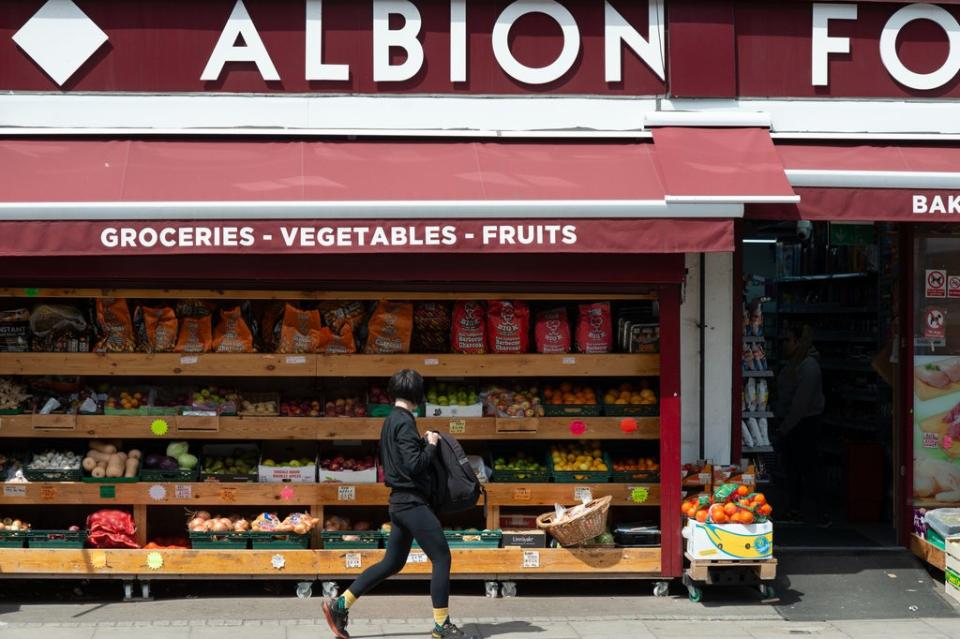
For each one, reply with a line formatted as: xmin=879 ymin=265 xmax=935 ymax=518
xmin=322 ymin=369 xmax=464 ymax=639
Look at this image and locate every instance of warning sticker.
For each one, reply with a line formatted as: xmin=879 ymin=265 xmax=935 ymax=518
xmin=950 ymin=275 xmax=960 ymax=299
xmin=925 ymin=307 xmax=946 ymax=340
xmin=927 ymin=270 xmax=947 ymax=298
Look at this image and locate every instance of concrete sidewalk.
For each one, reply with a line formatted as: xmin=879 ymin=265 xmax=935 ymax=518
xmin=2 ymin=616 xmax=960 ymax=639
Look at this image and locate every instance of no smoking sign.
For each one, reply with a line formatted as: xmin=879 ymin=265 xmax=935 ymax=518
xmin=950 ymin=276 xmax=960 ymax=299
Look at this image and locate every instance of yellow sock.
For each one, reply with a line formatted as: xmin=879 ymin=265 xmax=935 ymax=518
xmin=433 ymin=608 xmax=449 ymax=626
xmin=342 ymin=590 xmax=357 ymax=609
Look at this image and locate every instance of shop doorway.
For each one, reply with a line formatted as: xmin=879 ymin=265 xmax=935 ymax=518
xmin=738 ymin=220 xmax=900 ymax=548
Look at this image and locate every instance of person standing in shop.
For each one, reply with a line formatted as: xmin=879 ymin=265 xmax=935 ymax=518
xmin=774 ymin=325 xmax=827 ymax=526
xmin=322 ymin=369 xmax=466 ymax=639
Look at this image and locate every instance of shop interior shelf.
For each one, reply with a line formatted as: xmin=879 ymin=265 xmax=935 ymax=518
xmin=742 ymin=370 xmax=774 ymax=378
xmin=742 ymin=445 xmax=774 ymax=454
xmin=742 ymin=411 xmax=775 ymax=419
xmin=777 ymin=272 xmax=874 ymax=283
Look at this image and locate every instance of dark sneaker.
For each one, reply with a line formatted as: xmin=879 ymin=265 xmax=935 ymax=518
xmin=432 ymin=620 xmax=466 ymax=638
xmin=321 ymin=596 xmax=350 ymax=639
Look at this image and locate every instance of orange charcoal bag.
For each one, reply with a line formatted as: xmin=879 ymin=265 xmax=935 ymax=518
xmin=364 ymin=301 xmax=413 ymax=354
xmin=487 ymin=300 xmax=530 ymax=354
xmin=94 ymin=298 xmax=136 ymax=352
xmin=175 ymin=315 xmax=213 ymax=353
xmin=279 ymin=303 xmax=323 ymax=353
xmin=317 ymin=322 xmax=357 ymax=354
xmin=451 ymin=301 xmax=486 ymax=354
xmin=213 ymin=306 xmax=256 ymax=353
xmin=138 ymin=305 xmax=178 ymax=353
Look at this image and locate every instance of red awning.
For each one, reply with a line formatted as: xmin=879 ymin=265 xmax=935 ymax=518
xmin=650 ymin=127 xmax=799 ymax=204
xmin=748 ymin=142 xmax=960 ymax=221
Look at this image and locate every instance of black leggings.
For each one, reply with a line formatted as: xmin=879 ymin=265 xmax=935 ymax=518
xmin=346 ymin=503 xmax=451 ymax=608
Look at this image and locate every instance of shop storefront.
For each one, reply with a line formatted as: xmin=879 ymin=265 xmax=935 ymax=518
xmin=2 ymin=0 xmax=960 ymax=589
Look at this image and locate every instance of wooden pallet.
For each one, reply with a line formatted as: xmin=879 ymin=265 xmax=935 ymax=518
xmin=911 ymin=533 xmax=946 ymax=571
xmin=685 ymin=552 xmax=777 ymax=582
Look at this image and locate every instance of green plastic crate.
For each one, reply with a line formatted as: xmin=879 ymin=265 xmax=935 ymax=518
xmin=610 ymin=469 xmax=659 ymax=484
xmin=444 ymin=530 xmax=501 ymax=548
xmin=602 ymin=403 xmax=658 ymax=417
xmin=0 ymin=530 xmax=28 ymax=548
xmin=246 ymin=531 xmax=311 ymax=550
xmin=27 ymin=529 xmax=87 ymax=548
xmin=490 ymin=449 xmax=551 ymax=483
xmin=367 ymin=403 xmax=425 ymax=418
xmin=542 ymin=403 xmax=602 ymax=417
xmin=926 ymin=527 xmax=946 ymax=551
xmin=82 ymin=471 xmax=140 ymax=483
xmin=189 ymin=532 xmax=250 ymax=549
xmin=140 ymin=467 xmax=199 ymax=483
xmin=550 ymin=452 xmax=612 ymax=483
xmin=321 ymin=531 xmax=381 ymax=550
xmin=24 ymin=467 xmax=82 ymax=482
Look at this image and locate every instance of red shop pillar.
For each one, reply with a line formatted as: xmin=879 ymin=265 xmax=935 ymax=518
xmin=659 ymin=284 xmax=683 ymax=578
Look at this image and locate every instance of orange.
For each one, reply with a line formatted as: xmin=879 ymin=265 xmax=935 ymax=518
xmin=728 ymin=511 xmax=743 ymax=524
xmin=759 ymin=504 xmax=772 ymax=516
xmin=695 ymin=510 xmax=708 ymax=523
xmin=753 ymin=493 xmax=767 ymax=506
xmin=740 ymin=511 xmax=755 ymax=524
xmin=736 ymin=485 xmax=750 ymax=497
xmin=712 ymin=511 xmax=728 ymax=524
xmin=723 ymin=502 xmax=738 ymax=517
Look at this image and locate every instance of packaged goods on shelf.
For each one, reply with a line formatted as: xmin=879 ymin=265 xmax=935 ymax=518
xmin=134 ymin=305 xmax=178 ymax=353
xmin=451 ymin=301 xmax=487 ymax=354
xmin=925 ymin=509 xmax=960 ymax=538
xmin=28 ymin=304 xmax=91 ymax=352
xmin=613 ymin=523 xmax=661 ymax=548
xmin=412 ymin=302 xmax=452 ymax=353
xmin=94 ymin=298 xmax=136 ymax=353
xmin=487 ymin=300 xmax=530 ymax=354
xmin=278 ymin=304 xmax=322 ymax=353
xmin=0 ymin=308 xmax=30 ymax=352
xmin=213 ymin=305 xmax=257 ymax=353
xmin=576 ymin=302 xmax=613 ymax=354
xmin=175 ymin=316 xmax=213 ymax=353
xmin=535 ymin=307 xmax=571 ymax=354
xmin=616 ymin=302 xmax=660 ymax=354
xmin=364 ymin=301 xmax=413 ymax=354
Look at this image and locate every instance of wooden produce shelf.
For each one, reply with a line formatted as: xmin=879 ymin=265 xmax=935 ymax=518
xmin=0 ymin=547 xmax=661 ymax=579
xmin=0 ymin=352 xmax=659 ymax=377
xmin=911 ymin=533 xmax=945 ymax=572
xmin=0 ymin=414 xmax=659 ymax=441
xmin=0 ymin=482 xmax=658 ymax=507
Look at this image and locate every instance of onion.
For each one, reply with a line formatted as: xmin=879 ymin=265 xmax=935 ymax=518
xmin=195 ymin=511 xmax=212 ymax=521
xmin=188 ymin=517 xmax=206 ymax=529
xmin=210 ymin=520 xmax=229 ymax=533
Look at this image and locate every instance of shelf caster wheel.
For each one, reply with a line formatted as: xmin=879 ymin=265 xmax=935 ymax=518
xmin=122 ymin=581 xmax=134 ymax=602
xmin=484 ymin=581 xmax=500 ymax=598
xmin=687 ymin=584 xmax=703 ymax=603
xmin=296 ymin=582 xmax=314 ymax=599
xmin=500 ymin=581 xmax=517 ymax=598
xmin=321 ymin=581 xmax=339 ymax=598
xmin=653 ymin=581 xmax=670 ymax=598
xmin=759 ymin=584 xmax=776 ymax=599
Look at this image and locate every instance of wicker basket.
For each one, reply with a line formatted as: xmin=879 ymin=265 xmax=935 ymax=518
xmin=536 ymin=495 xmax=612 ymax=547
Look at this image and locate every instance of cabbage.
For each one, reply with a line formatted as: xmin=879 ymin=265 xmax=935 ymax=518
xmin=177 ymin=453 xmax=198 ymax=470
xmin=166 ymin=441 xmax=189 ymax=458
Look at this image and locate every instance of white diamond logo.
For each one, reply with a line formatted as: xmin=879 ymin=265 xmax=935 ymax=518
xmin=12 ymin=0 xmax=108 ymax=87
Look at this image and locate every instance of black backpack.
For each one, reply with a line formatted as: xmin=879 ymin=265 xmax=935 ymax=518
xmin=429 ymin=432 xmax=484 ymax=513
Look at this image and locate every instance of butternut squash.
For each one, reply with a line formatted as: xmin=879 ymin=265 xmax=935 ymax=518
xmin=124 ymin=457 xmax=139 ymax=478
xmin=85 ymin=449 xmax=112 ymax=464
xmin=91 ymin=466 xmax=106 ymax=478
xmin=88 ymin=440 xmax=117 ymax=455
xmin=105 ymin=453 xmax=125 ymax=478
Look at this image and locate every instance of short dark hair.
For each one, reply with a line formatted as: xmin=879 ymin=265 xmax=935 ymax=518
xmin=387 ymin=369 xmax=424 ymax=403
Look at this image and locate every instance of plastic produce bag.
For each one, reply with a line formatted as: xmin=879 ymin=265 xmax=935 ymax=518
xmin=757 ymin=379 xmax=769 ymax=411
xmin=213 ymin=306 xmax=255 ymax=353
xmin=412 ymin=302 xmax=451 ymax=353
xmin=94 ymin=299 xmax=136 ymax=352
xmin=278 ymin=304 xmax=322 ymax=353
xmin=175 ymin=316 xmax=213 ymax=353
xmin=924 ymin=508 xmax=960 ymax=538
xmin=758 ymin=418 xmax=770 ymax=446
xmin=745 ymin=378 xmax=758 ymax=412
xmin=364 ymin=301 xmax=413 ymax=354
xmin=742 ymin=420 xmax=755 ymax=447
xmin=747 ymin=418 xmax=763 ymax=446
xmin=135 ymin=305 xmax=178 ymax=353
xmin=86 ymin=509 xmax=138 ymax=549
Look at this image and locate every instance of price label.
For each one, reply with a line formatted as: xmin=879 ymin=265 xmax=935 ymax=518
xmin=345 ymin=552 xmax=362 ymax=569
xmin=407 ymin=551 xmax=428 ymax=564
xmin=337 ymin=485 xmax=356 ymax=502
xmin=562 ymin=357 xmax=576 ymax=365
xmin=522 ymin=551 xmax=540 ymax=568
xmin=285 ymin=355 xmax=307 ymax=365
xmin=179 ymin=356 xmax=198 ymax=365
xmin=39 ymin=485 xmax=57 ymax=501
xmin=448 ymin=419 xmax=466 ymax=435
xmin=574 ymin=487 xmax=593 ymax=502
xmin=698 ymin=473 xmax=711 ymax=485
xmin=99 ymin=485 xmax=116 ymax=499
xmin=220 ymin=487 xmax=237 ymax=503
xmin=423 ymin=358 xmax=440 ymax=366
xmin=175 ymin=484 xmax=192 ymax=499
xmin=742 ymin=473 xmax=755 ymax=485
xmin=513 ymin=487 xmax=531 ymax=502
xmin=3 ymin=485 xmax=26 ymax=497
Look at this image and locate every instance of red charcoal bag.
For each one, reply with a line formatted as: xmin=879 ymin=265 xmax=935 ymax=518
xmin=487 ymin=301 xmax=530 ymax=353
xmin=535 ymin=308 xmax=571 ymax=354
xmin=576 ymin=302 xmax=613 ymax=353
xmin=451 ymin=301 xmax=487 ymax=354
